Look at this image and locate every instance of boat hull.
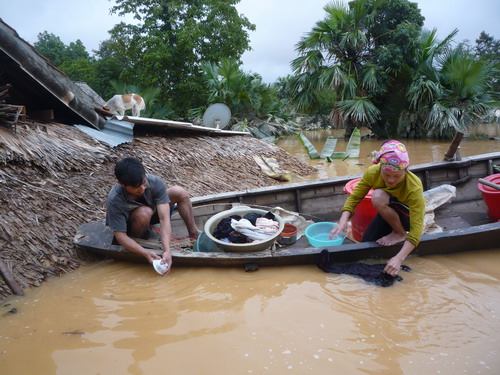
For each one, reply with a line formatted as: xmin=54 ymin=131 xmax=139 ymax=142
xmin=74 ymin=152 xmax=500 ymax=267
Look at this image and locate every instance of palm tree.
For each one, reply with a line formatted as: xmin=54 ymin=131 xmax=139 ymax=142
xmin=398 ymin=28 xmax=456 ymax=137
xmin=401 ymin=29 xmax=495 ymax=138
xmin=290 ymin=0 xmax=388 ymax=137
xmin=290 ymin=0 xmax=428 ymax=138
xmin=200 ymin=58 xmax=272 ymax=119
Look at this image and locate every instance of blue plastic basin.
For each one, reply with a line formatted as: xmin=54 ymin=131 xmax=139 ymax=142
xmin=305 ymin=222 xmax=346 ymax=247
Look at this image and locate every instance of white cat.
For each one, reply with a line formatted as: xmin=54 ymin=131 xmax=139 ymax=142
xmin=104 ymin=94 xmax=146 ymax=117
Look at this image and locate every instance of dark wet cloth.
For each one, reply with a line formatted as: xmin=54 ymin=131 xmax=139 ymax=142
xmin=264 ymin=211 xmax=276 ymax=221
xmin=227 ymin=231 xmax=252 ymax=243
xmin=213 ymin=211 xmax=277 ymax=243
xmin=317 ymin=250 xmax=411 ymax=287
xmin=213 ymin=215 xmax=242 ymax=239
xmin=243 ymin=213 xmax=261 ymax=226
xmin=243 ymin=211 xmax=276 ymax=226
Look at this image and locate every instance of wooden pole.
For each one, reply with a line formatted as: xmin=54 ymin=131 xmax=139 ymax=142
xmin=0 ymin=259 xmax=24 ymax=296
xmin=479 ymin=178 xmax=500 ymax=191
xmin=444 ymin=132 xmax=464 ymax=161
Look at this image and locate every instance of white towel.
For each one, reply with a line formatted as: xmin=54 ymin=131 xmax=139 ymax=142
xmin=231 ymin=218 xmax=273 ymax=241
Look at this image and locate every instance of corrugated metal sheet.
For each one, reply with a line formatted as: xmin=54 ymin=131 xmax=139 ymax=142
xmin=74 ymin=119 xmax=134 ymax=147
xmin=74 ymin=114 xmax=251 ymax=147
xmin=118 ymin=115 xmax=250 ymax=135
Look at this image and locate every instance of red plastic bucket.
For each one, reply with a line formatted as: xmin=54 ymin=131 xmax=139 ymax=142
xmin=477 ymin=174 xmax=500 ymax=222
xmin=344 ymin=178 xmax=377 ymax=242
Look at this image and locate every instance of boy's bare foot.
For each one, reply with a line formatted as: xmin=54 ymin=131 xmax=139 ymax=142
xmin=188 ymin=229 xmax=202 ymax=240
xmin=377 ymin=232 xmax=406 ymax=246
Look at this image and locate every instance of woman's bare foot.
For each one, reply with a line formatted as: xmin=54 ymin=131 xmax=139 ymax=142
xmin=377 ymin=232 xmax=406 ymax=246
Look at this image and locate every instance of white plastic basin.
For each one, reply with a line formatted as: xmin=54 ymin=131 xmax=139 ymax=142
xmin=204 ymin=207 xmax=284 ymax=252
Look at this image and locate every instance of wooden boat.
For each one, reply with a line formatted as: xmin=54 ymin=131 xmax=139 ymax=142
xmin=74 ymin=152 xmax=500 ymax=267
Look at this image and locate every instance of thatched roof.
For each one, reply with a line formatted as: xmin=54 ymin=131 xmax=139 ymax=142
xmin=0 ymin=121 xmax=315 ymax=300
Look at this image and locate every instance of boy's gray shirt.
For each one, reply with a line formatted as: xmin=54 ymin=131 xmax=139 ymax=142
xmin=106 ymin=174 xmax=170 ymax=232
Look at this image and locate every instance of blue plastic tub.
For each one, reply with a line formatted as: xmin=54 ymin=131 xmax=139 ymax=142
xmin=305 ymin=222 xmax=346 ymax=247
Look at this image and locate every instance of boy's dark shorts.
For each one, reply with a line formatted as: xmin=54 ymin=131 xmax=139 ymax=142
xmin=151 ymin=210 xmax=160 ymax=225
xmin=125 ymin=208 xmax=161 ymax=238
xmin=126 ymin=205 xmax=176 ymax=238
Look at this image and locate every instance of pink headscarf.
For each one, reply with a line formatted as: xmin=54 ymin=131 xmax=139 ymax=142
xmin=372 ymin=140 xmax=410 ymax=171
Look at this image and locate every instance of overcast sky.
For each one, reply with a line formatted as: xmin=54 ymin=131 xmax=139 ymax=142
xmin=2 ymin=0 xmax=499 ymax=83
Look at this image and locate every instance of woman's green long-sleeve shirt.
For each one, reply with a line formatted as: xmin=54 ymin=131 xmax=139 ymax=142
xmin=342 ymin=164 xmax=425 ymax=246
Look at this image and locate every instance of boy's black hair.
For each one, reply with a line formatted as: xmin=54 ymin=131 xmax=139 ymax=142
xmin=115 ymin=157 xmax=146 ymax=187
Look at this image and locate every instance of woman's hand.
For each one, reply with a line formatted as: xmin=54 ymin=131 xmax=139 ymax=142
xmin=329 ymin=222 xmax=346 ymax=240
xmin=329 ymin=211 xmax=351 ymax=240
xmin=384 ymin=241 xmax=415 ymax=276
xmin=384 ymin=256 xmax=403 ymax=276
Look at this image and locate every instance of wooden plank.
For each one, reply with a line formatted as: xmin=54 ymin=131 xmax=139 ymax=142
xmin=0 ymin=259 xmax=24 ymax=296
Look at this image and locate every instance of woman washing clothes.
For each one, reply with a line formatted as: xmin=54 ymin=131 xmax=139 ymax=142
xmin=329 ymin=140 xmax=425 ymax=277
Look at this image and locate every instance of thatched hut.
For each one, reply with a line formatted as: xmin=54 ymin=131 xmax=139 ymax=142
xmin=0 ymin=18 xmax=316 ymax=300
xmin=0 ymin=120 xmax=315 ymax=300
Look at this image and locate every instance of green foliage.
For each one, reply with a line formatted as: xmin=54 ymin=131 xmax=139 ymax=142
xmin=107 ymin=0 xmax=255 ymax=117
xmin=35 ymin=32 xmax=90 ymax=67
xmin=34 ymin=32 xmax=73 ymax=67
xmin=475 ymin=32 xmax=500 ymax=60
xmin=320 ymin=136 xmax=338 ymax=158
xmin=344 ymin=127 xmax=361 ymax=158
xmin=89 ymin=58 xmax=124 ymax=99
xmin=298 ymin=128 xmax=361 ymax=160
xmin=332 ymin=127 xmax=361 ymax=159
xmin=29 ymin=0 xmax=498 ymax=140
xmin=400 ymin=31 xmax=496 ymax=138
xmin=290 ymin=0 xmax=424 ymax=137
xmin=200 ymin=59 xmax=259 ymax=117
xmin=291 ymin=0 xmax=497 ymax=139
xmin=65 ymin=40 xmax=90 ymax=62
xmin=337 ymin=98 xmax=381 ymax=124
xmin=192 ymin=58 xmax=297 ymax=139
xmin=474 ymin=32 xmax=500 ymax=101
xmin=298 ymin=133 xmax=320 ymax=159
xmin=59 ymin=59 xmax=94 ymax=82
xmin=33 ymin=31 xmax=123 ymax=100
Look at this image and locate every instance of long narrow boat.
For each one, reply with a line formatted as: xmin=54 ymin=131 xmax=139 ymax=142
xmin=74 ymin=152 xmax=500 ymax=267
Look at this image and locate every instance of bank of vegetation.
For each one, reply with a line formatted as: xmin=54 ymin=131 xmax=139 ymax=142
xmin=32 ymin=0 xmax=499 ymax=140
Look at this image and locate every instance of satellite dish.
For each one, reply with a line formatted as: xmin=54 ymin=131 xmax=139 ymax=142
xmin=202 ymin=103 xmax=231 ymax=129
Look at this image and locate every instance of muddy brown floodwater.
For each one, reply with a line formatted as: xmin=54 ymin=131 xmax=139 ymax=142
xmin=1 ymin=133 xmax=499 ymax=374
xmin=277 ymin=129 xmax=500 ymax=181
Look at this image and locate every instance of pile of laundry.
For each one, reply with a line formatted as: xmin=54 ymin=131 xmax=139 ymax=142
xmin=212 ymin=211 xmax=280 ymax=243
